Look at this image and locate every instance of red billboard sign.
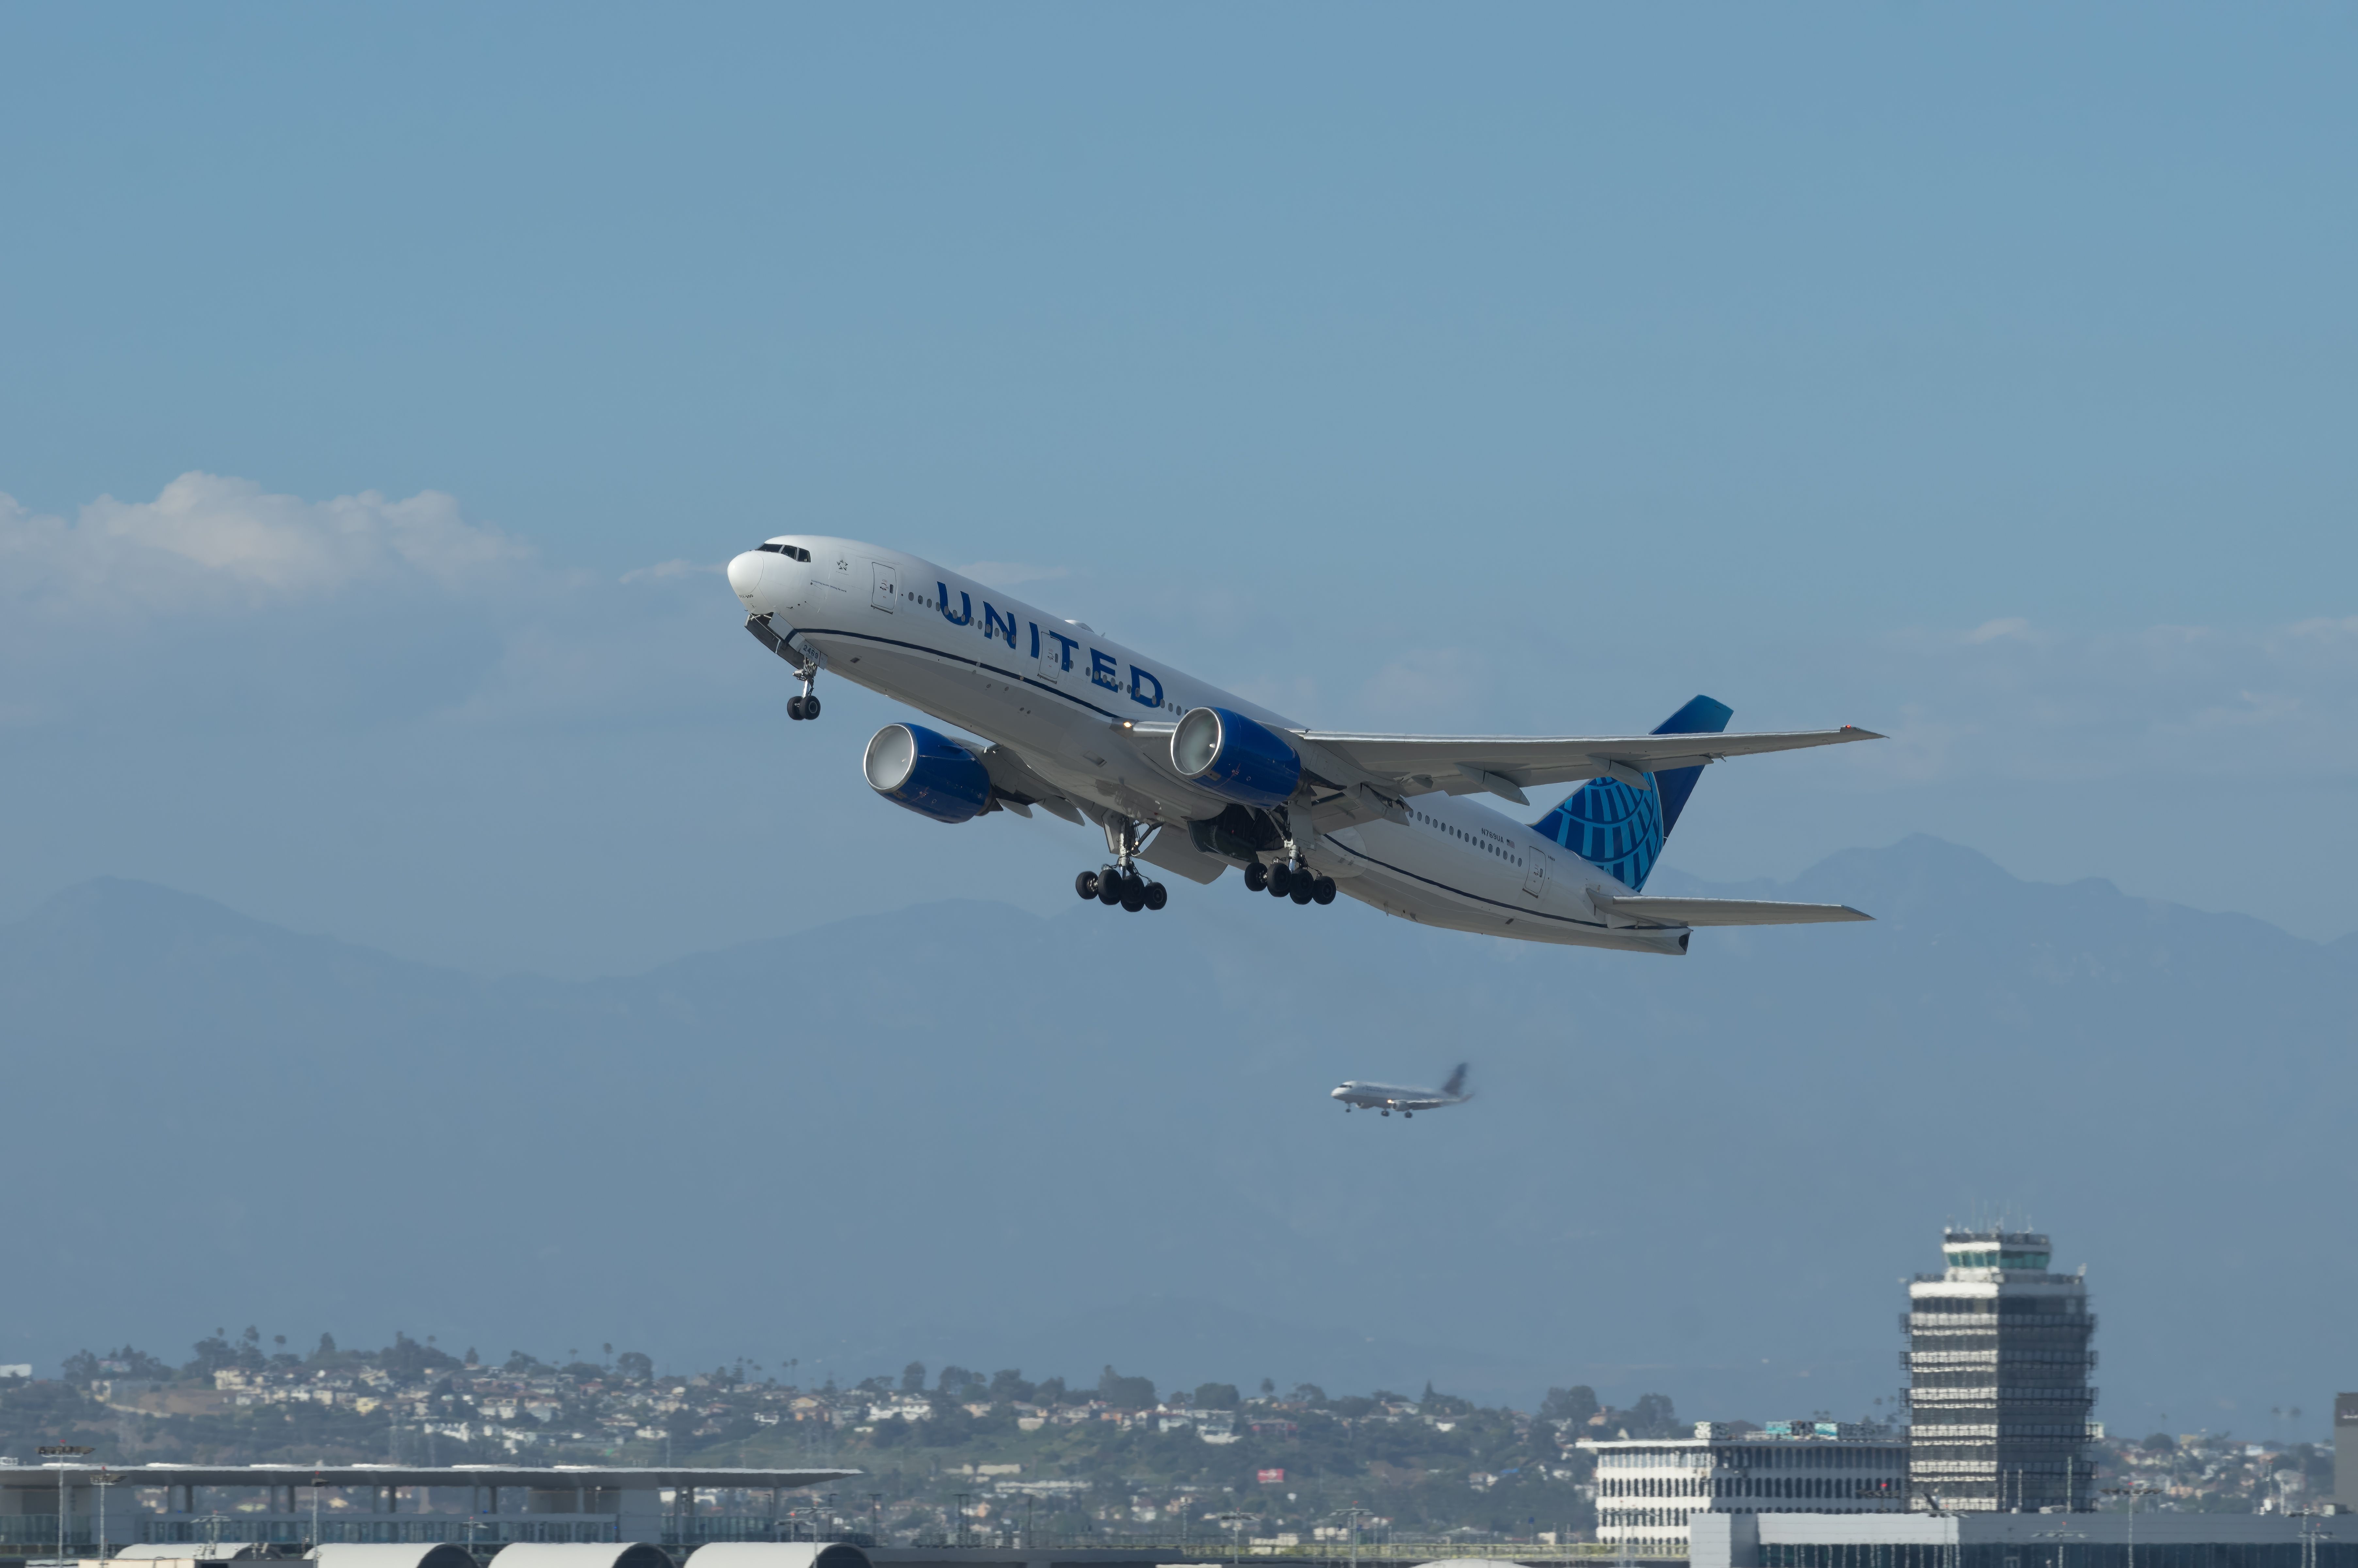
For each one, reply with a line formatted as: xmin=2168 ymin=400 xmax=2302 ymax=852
xmin=1257 ymin=1468 xmax=1285 ymax=1485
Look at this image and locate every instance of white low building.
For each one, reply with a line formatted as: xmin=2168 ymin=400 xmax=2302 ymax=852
xmin=1580 ymin=1421 xmax=1909 ymax=1550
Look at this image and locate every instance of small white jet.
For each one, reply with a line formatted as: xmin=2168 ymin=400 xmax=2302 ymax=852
xmin=727 ymin=538 xmax=1881 ymax=955
xmin=1333 ymin=1065 xmax=1472 ymax=1118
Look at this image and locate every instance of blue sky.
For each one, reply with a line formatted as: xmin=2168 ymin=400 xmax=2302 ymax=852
xmin=4 ymin=4 xmax=2356 ymax=974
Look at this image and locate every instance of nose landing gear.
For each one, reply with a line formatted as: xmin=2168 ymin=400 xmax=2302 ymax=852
xmin=786 ymin=674 xmax=821 ymax=721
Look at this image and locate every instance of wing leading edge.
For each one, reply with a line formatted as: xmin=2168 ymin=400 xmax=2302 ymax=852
xmin=1593 ymin=895 xmax=1872 ymax=927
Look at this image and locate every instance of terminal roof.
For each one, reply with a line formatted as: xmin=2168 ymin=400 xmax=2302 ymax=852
xmin=0 ymin=1465 xmax=860 ymax=1489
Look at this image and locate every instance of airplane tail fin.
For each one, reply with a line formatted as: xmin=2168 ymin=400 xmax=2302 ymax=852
xmin=1442 ymin=1063 xmax=1469 ymax=1098
xmin=1530 ymin=695 xmax=1733 ymax=891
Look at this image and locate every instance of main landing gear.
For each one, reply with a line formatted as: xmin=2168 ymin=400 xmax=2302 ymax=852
xmin=1076 ymin=866 xmax=1166 ymax=913
xmin=1078 ymin=819 xmax=1167 ymax=913
xmin=1243 ymin=860 xmax=1336 ymax=907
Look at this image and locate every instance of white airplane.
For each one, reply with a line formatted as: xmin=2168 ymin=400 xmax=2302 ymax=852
xmin=1333 ymin=1064 xmax=1472 ymax=1118
xmin=727 ymin=538 xmax=1880 ymax=955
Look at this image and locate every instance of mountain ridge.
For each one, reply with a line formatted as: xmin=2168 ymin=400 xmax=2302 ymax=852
xmin=2 ymin=836 xmax=2349 ymax=1434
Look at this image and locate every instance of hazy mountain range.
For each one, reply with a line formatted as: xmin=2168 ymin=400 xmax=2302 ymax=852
xmin=3 ymin=835 xmax=2349 ymax=1441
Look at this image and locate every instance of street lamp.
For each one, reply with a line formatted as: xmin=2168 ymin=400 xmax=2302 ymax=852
xmin=2102 ymin=1483 xmax=2158 ymax=1568
xmin=91 ymin=1469 xmax=125 ymax=1562
xmin=1340 ymin=1507 xmax=1371 ymax=1568
xmin=37 ymin=1446 xmax=95 ymax=1567
xmin=1212 ymin=1511 xmax=1254 ymax=1568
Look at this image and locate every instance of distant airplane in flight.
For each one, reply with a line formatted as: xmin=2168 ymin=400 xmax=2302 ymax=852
xmin=727 ymin=537 xmax=1881 ymax=955
xmin=1332 ymin=1065 xmax=1473 ymax=1118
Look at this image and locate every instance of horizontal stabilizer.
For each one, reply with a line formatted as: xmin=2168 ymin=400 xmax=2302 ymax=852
xmin=1594 ymin=895 xmax=1872 ymax=927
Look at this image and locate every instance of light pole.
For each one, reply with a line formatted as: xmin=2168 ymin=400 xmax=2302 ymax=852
xmin=92 ymin=1468 xmax=123 ymax=1561
xmin=38 ymin=1446 xmax=95 ymax=1566
xmin=1341 ymin=1507 xmax=1370 ymax=1568
xmin=2102 ymin=1483 xmax=2157 ymax=1568
xmin=2297 ymin=1510 xmax=2334 ymax=1568
xmin=1212 ymin=1511 xmax=1253 ymax=1568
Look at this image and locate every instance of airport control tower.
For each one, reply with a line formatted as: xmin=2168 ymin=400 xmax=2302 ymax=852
xmin=1904 ymin=1228 xmax=2096 ymax=1512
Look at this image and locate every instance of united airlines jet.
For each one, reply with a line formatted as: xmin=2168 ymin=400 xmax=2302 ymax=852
xmin=728 ymin=539 xmax=1880 ymax=955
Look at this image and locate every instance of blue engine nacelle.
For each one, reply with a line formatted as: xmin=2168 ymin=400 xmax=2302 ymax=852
xmin=1170 ymin=706 xmax=1302 ymax=808
xmin=863 ymin=722 xmax=993 ymax=823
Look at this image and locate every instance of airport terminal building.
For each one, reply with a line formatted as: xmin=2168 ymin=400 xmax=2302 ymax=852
xmin=1694 ymin=1510 xmax=2356 ymax=1568
xmin=0 ymin=1465 xmax=856 ymax=1558
xmin=1580 ymin=1421 xmax=1909 ymax=1549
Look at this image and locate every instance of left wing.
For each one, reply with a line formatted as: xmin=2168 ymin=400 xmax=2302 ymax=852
xmin=1595 ymin=895 xmax=1872 ymax=927
xmin=1295 ymin=725 xmax=1882 ymax=803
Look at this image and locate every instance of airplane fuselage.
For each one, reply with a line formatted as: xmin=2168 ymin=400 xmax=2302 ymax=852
xmin=730 ymin=537 xmax=1689 ymax=954
xmin=1331 ymin=1081 xmax=1470 ymax=1113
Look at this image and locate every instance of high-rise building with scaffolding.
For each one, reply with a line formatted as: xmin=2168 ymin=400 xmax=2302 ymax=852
xmin=1904 ymin=1228 xmax=2096 ymax=1512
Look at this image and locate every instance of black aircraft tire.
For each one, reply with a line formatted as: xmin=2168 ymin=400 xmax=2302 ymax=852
xmin=1075 ymin=871 xmax=1099 ymax=900
xmin=1144 ymin=882 xmax=1168 ymax=911
xmin=1404 ymin=1111 xmax=1413 ymax=1119
xmin=1243 ymin=861 xmax=1268 ymax=892
xmin=1312 ymin=877 xmax=1337 ymax=905
xmin=803 ymin=696 xmax=821 ymax=719
xmin=1098 ymin=869 xmax=1124 ymax=906
xmin=1119 ymin=880 xmax=1147 ymax=913
xmin=1290 ymin=881 xmax=1314 ymax=905
xmin=1268 ymin=864 xmax=1293 ymax=895
xmin=1381 ymin=1109 xmax=1390 ymax=1117
xmin=786 ymin=695 xmax=806 ymax=720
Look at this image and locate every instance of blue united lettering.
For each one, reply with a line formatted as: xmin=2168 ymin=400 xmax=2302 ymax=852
xmin=983 ymin=603 xmax=1018 ymax=648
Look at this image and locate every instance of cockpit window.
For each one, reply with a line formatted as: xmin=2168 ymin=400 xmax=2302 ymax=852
xmin=756 ymin=543 xmax=812 ymax=561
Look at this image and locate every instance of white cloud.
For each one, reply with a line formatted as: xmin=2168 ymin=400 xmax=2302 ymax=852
xmin=0 ymin=471 xmax=526 ymax=613
xmin=620 ymin=559 xmax=720 ymax=584
xmin=1964 ymin=616 xmax=2035 ymax=644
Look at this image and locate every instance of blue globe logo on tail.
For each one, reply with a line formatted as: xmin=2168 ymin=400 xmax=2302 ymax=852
xmin=1530 ymin=695 xmax=1732 ymax=891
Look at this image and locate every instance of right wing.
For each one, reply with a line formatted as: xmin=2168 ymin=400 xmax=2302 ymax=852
xmin=1288 ymin=725 xmax=1882 ymax=803
xmin=1595 ymin=895 xmax=1872 ymax=927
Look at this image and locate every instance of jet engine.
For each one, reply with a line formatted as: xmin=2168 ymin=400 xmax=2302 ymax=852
xmin=863 ymin=723 xmax=993 ymax=823
xmin=1170 ymin=706 xmax=1301 ymax=807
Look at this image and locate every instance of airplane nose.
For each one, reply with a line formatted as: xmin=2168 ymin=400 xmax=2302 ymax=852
xmin=1329 ymin=1086 xmax=1346 ymax=1100
xmin=727 ymin=550 xmax=771 ymax=607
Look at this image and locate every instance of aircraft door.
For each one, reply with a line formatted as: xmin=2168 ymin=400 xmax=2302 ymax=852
xmin=870 ymin=559 xmax=900 ymax=611
xmin=1524 ymin=848 xmax=1549 ymax=900
xmin=1035 ymin=624 xmax=1074 ymax=686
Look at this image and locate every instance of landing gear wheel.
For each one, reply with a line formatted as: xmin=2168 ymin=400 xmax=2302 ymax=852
xmin=801 ymin=694 xmax=820 ymax=719
xmin=787 ymin=695 xmax=807 ymax=721
xmin=1075 ymin=871 xmax=1100 ymax=900
xmin=1403 ymin=1110 xmax=1413 ymax=1119
xmin=1268 ymin=863 xmax=1294 ymax=897
xmin=1290 ymin=878 xmax=1315 ymax=905
xmin=1381 ymin=1109 xmax=1391 ymax=1117
xmin=1243 ymin=862 xmax=1268 ymax=893
xmin=1312 ymin=876 xmax=1337 ymax=906
xmin=1098 ymin=867 xmax=1125 ymax=906
xmin=1119 ymin=878 xmax=1148 ymax=913
xmin=1143 ymin=881 xmax=1168 ymax=911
